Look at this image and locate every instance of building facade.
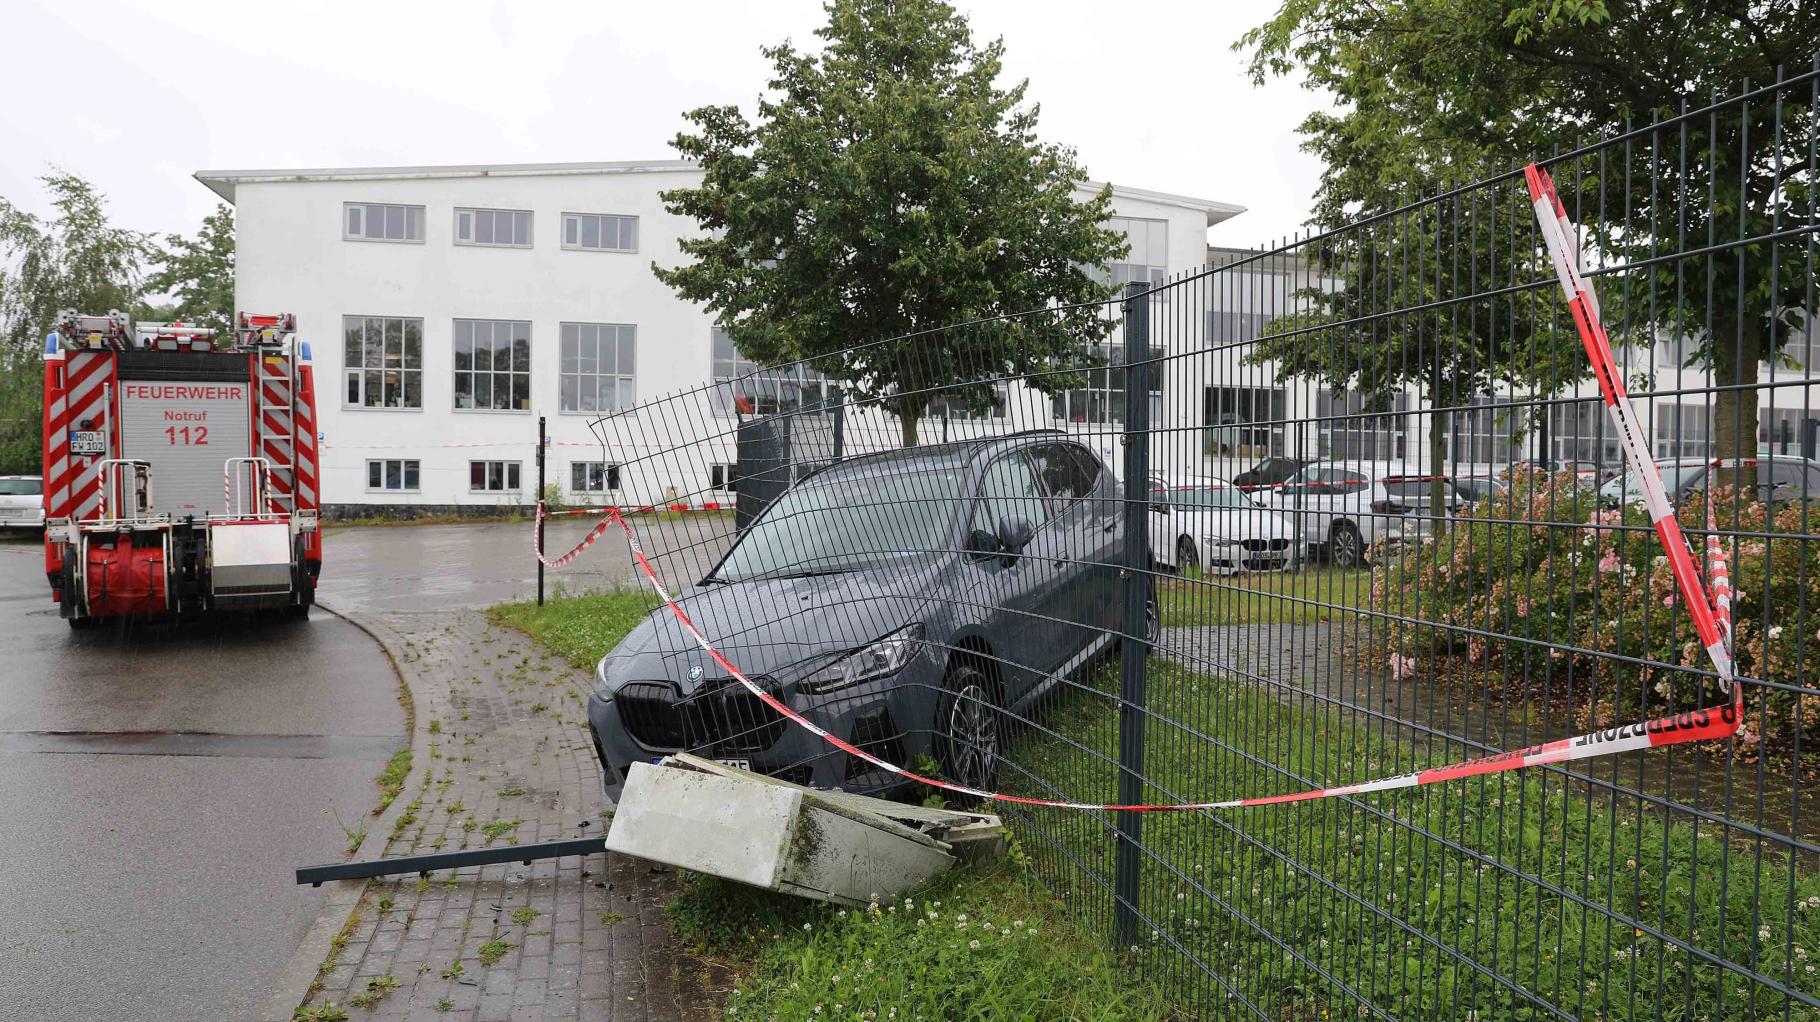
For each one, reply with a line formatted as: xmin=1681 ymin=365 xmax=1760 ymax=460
xmin=199 ymin=160 xmax=1244 ymax=513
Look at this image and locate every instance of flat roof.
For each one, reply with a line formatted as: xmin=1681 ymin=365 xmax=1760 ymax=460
xmin=195 ymin=160 xmax=1245 ymax=225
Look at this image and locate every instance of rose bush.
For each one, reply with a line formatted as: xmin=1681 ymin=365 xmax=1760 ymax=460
xmin=1371 ymin=469 xmax=1820 ymax=767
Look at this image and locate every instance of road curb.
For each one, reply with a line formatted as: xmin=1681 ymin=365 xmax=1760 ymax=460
xmin=257 ymin=601 xmax=426 ymax=1022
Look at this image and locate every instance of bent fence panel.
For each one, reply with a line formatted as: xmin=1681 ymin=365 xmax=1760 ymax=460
xmin=582 ymin=62 xmax=1819 ymax=1022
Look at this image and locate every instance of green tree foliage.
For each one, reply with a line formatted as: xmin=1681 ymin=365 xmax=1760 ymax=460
xmin=654 ymin=0 xmax=1128 ymax=445
xmin=1238 ymin=1 xmax=1820 ymax=489
xmin=147 ymin=203 xmax=235 ymax=337
xmin=0 ymin=171 xmax=150 ymax=473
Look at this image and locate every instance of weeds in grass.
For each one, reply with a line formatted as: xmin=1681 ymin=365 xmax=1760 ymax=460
xmin=374 ymin=747 xmax=412 ymax=815
xmin=511 ymin=907 xmax=538 ymax=925
xmin=434 ymin=997 xmax=454 ymax=1013
xmin=476 ymin=939 xmax=512 ymax=966
xmin=440 ymin=959 xmax=464 ymax=980
xmin=481 ymin=819 xmax=521 ymax=843
xmin=496 ymin=786 xmax=525 ymax=797
xmin=331 ymin=809 xmax=367 ymax=855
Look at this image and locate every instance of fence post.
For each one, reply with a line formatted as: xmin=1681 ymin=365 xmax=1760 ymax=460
xmin=1115 ymin=280 xmax=1152 ymax=947
xmin=536 ymin=414 xmax=546 ymax=607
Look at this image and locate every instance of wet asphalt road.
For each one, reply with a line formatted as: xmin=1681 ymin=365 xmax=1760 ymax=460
xmin=0 ymin=535 xmax=403 ymax=1022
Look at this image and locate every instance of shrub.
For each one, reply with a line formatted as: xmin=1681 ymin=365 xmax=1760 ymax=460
xmin=1372 ymin=469 xmax=1819 ymax=768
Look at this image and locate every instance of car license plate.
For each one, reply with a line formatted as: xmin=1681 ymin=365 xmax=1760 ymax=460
xmin=68 ymin=430 xmax=105 ymax=455
xmin=716 ymin=758 xmax=752 ymax=772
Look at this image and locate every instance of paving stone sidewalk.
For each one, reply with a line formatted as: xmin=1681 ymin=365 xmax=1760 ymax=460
xmin=295 ymin=606 xmax=733 ymax=1022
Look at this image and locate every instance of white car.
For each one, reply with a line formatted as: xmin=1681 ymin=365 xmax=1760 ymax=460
xmin=1266 ymin=461 xmax=1464 ymax=568
xmin=0 ymin=475 xmax=45 ymax=530
xmin=1157 ymin=476 xmax=1298 ymax=575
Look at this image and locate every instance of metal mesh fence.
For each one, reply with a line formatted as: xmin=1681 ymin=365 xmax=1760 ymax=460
xmin=573 ymin=61 xmax=1820 ymax=1022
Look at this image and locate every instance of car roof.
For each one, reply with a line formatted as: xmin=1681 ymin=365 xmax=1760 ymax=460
xmin=0 ymin=474 xmax=41 ymax=480
xmin=797 ymin=429 xmax=1078 ymax=485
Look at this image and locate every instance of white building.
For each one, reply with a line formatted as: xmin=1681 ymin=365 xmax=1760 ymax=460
xmin=198 ymin=160 xmax=1244 ymax=514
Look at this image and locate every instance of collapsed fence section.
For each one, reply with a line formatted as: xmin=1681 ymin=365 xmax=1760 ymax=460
xmin=576 ymin=61 xmax=1820 ymax=1022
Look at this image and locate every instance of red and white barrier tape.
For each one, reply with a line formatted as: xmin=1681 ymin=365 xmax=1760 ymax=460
xmin=528 ymin=167 xmax=1743 ymax=811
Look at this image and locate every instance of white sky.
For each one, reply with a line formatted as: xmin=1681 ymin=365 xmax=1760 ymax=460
xmin=0 ymin=0 xmax=1329 ymax=251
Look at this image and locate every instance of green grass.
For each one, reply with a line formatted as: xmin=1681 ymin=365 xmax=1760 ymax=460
xmin=1158 ymin=565 xmax=1371 ymax=626
xmin=1006 ymin=659 xmax=1820 ymax=1022
xmin=486 ymin=589 xmax=658 ymax=670
xmin=374 ymin=746 xmax=412 ymax=815
xmin=476 ymin=938 xmax=513 ymax=966
xmin=667 ymin=856 xmax=1171 ymax=1021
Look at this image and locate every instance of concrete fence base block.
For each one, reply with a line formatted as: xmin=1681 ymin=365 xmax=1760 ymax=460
xmin=605 ymin=754 xmax=1003 ymax=906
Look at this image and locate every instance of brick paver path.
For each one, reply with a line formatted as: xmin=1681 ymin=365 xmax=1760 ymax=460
xmin=296 ymin=607 xmax=732 ymax=1021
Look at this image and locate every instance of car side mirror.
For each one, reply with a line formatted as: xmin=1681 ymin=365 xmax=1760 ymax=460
xmin=996 ymin=515 xmax=1035 ymax=557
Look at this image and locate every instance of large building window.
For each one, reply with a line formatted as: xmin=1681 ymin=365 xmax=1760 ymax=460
xmin=342 ymin=316 xmax=423 ymax=409
xmin=366 ymin=459 xmax=420 ymax=491
xmin=559 ymin=323 xmax=636 ymax=413
xmin=1106 ymin=216 xmax=1168 ymax=288
xmin=1654 ymin=402 xmax=1710 ymax=459
xmin=1050 ymin=344 xmax=1161 ymax=425
xmin=455 ymin=208 xmax=532 ymax=248
xmin=1317 ymin=388 xmax=1410 ymax=460
xmin=711 ymin=328 xmax=836 ymax=415
xmin=344 ymin=203 xmax=425 ymax=243
xmin=454 ymin=319 xmax=531 ymax=412
xmin=470 ymin=460 xmax=522 ymax=492
xmin=562 ymin=213 xmax=637 ymax=253
xmin=1550 ymin=398 xmax=1622 ymax=464
xmin=1445 ymin=394 xmax=1521 ymax=464
xmin=570 ymin=462 xmax=620 ymax=493
xmin=1204 ymin=386 xmax=1286 ymax=456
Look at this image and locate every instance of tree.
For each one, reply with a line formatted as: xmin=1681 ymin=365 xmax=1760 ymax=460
xmin=1239 ymin=0 xmax=1820 ymax=489
xmin=148 ymin=203 xmax=235 ymax=337
xmin=654 ymin=0 xmax=1128 ymax=446
xmin=0 ymin=171 xmax=150 ymax=473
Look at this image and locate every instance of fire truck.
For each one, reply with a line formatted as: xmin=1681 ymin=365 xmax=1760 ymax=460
xmin=40 ymin=311 xmax=322 ymax=627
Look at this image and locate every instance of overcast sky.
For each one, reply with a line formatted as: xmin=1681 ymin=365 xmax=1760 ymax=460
xmin=1 ymin=0 xmax=1329 ymax=252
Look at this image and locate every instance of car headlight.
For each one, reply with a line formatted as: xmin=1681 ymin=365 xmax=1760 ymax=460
xmin=1204 ymin=537 xmax=1239 ymax=549
xmin=801 ymin=624 xmax=925 ymax=695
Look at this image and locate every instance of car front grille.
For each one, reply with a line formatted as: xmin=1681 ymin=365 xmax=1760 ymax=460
xmin=1240 ymin=538 xmax=1290 ymax=552
xmin=614 ymin=678 xmax=788 ymax=755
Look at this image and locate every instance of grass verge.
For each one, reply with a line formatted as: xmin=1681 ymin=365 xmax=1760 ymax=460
xmin=1158 ymin=565 xmax=1371 ymax=626
xmin=1006 ymin=658 xmax=1820 ymax=1021
xmin=668 ymin=856 xmax=1172 ymax=1021
xmin=486 ymin=589 xmax=658 ymax=671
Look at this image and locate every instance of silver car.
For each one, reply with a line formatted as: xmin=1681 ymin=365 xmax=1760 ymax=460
xmin=0 ymin=475 xmax=45 ymax=530
xmin=1159 ymin=476 xmax=1298 ymax=575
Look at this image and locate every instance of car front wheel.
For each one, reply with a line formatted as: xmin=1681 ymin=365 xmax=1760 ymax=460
xmin=1175 ymin=536 xmax=1198 ymax=573
xmin=936 ymin=662 xmax=1001 ymax=803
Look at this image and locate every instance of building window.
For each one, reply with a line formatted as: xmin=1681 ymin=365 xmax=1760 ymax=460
xmin=1445 ymin=394 xmax=1521 ymax=464
xmin=455 ymin=208 xmax=532 ymax=248
xmin=1549 ymin=398 xmax=1622 ymax=464
xmin=343 ymin=316 xmax=424 ymax=409
xmin=570 ymin=462 xmax=620 ymax=493
xmin=366 ymin=459 xmax=420 ymax=491
xmin=1204 ymin=386 xmax=1286 ymax=456
xmin=561 ymin=213 xmax=637 ymax=252
xmin=344 ymin=203 xmax=425 ymax=243
xmin=1317 ymin=388 xmax=1410 ymax=460
xmin=1105 ymin=217 xmax=1168 ymax=289
xmin=559 ymin=323 xmax=636 ymax=413
xmin=709 ymin=464 xmax=737 ymax=492
xmin=470 ymin=460 xmax=522 ymax=492
xmin=1654 ymin=402 xmax=1710 ymax=459
xmin=1051 ymin=344 xmax=1161 ymax=425
xmin=454 ymin=319 xmax=531 ymax=411
xmin=711 ymin=328 xmax=836 ymax=415
xmin=925 ymin=383 xmax=1008 ymax=420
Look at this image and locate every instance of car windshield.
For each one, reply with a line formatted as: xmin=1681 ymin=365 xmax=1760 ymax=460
xmin=0 ymin=478 xmax=42 ymax=496
xmin=1169 ymin=485 xmax=1260 ymax=510
xmin=1599 ymin=463 xmax=1706 ymax=502
xmin=714 ymin=466 xmax=962 ymax=581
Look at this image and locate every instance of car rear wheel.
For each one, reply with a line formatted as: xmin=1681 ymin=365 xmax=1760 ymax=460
xmin=1175 ymin=536 xmax=1198 ymax=573
xmin=1329 ymin=521 xmax=1366 ymax=568
xmin=936 ymin=662 xmax=1001 ymax=803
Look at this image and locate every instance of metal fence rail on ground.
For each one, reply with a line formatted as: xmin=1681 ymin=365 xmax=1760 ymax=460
xmin=574 ymin=60 xmax=1820 ymax=1022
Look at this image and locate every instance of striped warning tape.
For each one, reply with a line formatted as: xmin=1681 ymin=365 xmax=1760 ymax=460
xmin=531 ymin=163 xmax=1744 ymax=811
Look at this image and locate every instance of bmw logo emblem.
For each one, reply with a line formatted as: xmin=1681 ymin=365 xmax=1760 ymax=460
xmin=688 ymin=665 xmax=704 ymax=682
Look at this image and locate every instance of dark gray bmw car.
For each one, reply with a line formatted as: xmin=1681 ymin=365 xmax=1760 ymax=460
xmin=586 ymin=431 xmax=1155 ymax=802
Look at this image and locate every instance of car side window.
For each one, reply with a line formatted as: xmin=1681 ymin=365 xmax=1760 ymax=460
xmin=970 ymin=453 xmax=1043 ymax=554
xmin=1028 ymin=443 xmax=1099 ymax=516
xmin=1321 ymin=469 xmax=1369 ymax=494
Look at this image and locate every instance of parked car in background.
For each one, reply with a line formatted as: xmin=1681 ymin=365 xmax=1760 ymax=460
xmin=0 ymin=475 xmax=45 ymax=530
xmin=1266 ymin=461 xmax=1466 ymax=568
xmin=588 ymin=431 xmax=1155 ymax=803
xmin=1452 ymin=473 xmax=1509 ymax=506
xmin=1598 ymin=456 xmax=1820 ymax=507
xmin=1233 ymin=456 xmax=1312 ymax=494
xmin=1158 ymin=477 xmax=1298 ymax=575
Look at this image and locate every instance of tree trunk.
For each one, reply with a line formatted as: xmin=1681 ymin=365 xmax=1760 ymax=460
xmin=900 ymin=407 xmax=919 ymax=449
xmin=1711 ymin=317 xmax=1762 ymax=493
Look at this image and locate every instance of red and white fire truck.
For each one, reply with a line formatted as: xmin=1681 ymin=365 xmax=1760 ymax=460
xmin=40 ymin=311 xmax=323 ymax=626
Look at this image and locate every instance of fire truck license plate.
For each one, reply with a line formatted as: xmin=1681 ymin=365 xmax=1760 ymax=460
xmin=717 ymin=759 xmax=752 ymax=772
xmin=68 ymin=430 xmax=105 ymax=455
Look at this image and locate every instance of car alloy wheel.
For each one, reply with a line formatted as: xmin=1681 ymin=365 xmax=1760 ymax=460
xmin=938 ymin=663 xmax=1000 ymax=799
xmin=1175 ymin=536 xmax=1198 ymax=573
xmin=1330 ymin=521 xmax=1365 ymax=568
xmin=1146 ymin=581 xmax=1161 ymax=644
